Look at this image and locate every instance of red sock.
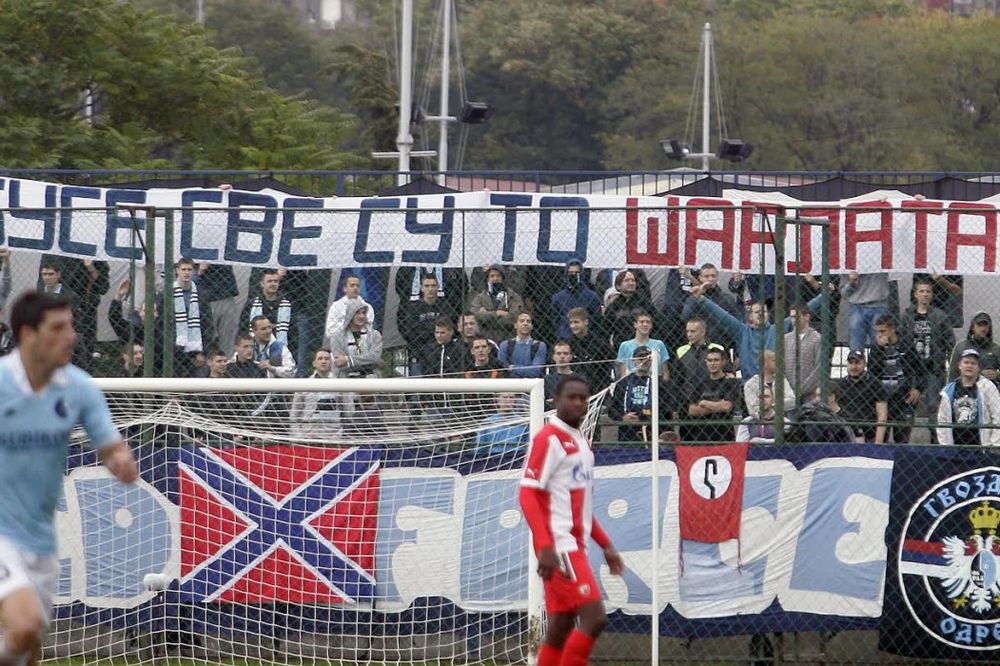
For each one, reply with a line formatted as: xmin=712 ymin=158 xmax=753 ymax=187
xmin=538 ymin=642 xmax=563 ymax=666
xmin=559 ymin=630 xmax=596 ymax=666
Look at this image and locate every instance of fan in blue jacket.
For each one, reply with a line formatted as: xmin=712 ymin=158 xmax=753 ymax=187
xmin=551 ymin=258 xmax=602 ymax=340
xmin=688 ymin=283 xmax=822 ymax=381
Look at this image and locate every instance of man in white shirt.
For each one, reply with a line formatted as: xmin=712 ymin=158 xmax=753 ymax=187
xmin=250 ymin=316 xmax=297 ymax=379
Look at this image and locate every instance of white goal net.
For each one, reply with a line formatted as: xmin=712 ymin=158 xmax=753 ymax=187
xmin=47 ymin=377 xmax=608 ymax=665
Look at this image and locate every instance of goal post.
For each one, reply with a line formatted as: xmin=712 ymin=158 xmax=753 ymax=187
xmin=50 ymin=376 xmax=558 ymax=664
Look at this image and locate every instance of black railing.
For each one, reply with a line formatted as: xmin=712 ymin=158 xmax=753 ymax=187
xmin=4 ymin=168 xmax=1000 ymax=200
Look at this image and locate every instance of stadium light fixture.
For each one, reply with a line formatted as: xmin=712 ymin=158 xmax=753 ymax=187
xmin=459 ymin=101 xmax=493 ymax=124
xmin=717 ymin=139 xmax=754 ymax=162
xmin=660 ymin=139 xmax=690 ymax=160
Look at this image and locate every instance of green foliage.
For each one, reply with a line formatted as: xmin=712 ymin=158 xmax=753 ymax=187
xmin=331 ymin=44 xmax=399 ymax=152
xmin=10 ymin=0 xmax=1000 ymax=172
xmin=0 ymin=0 xmax=361 ymax=169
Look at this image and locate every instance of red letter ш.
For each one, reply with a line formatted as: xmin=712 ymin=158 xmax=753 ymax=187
xmin=625 ymin=196 xmax=679 ymax=266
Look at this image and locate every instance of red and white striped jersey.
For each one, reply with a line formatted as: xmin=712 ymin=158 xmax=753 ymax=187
xmin=520 ymin=415 xmax=595 ymax=554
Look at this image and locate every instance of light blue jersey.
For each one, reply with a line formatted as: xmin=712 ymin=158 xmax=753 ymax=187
xmin=616 ymin=338 xmax=670 ymax=373
xmin=0 ymin=352 xmax=119 ymax=556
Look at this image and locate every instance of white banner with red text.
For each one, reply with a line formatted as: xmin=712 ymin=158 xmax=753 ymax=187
xmin=2 ymin=177 xmax=998 ymax=272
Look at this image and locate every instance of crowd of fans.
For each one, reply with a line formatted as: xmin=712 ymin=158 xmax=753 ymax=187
xmin=1 ymin=248 xmax=993 ymax=448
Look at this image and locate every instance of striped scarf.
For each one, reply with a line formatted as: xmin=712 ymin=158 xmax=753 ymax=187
xmin=249 ymin=295 xmax=292 ymax=344
xmin=173 ymin=281 xmax=203 ymax=352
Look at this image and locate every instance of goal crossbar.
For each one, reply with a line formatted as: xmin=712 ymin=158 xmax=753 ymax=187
xmin=95 ymin=377 xmax=545 ymax=394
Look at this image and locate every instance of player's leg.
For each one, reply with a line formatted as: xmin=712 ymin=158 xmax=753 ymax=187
xmin=558 ymin=551 xmax=607 ymax=666
xmin=0 ymin=539 xmax=57 ymax=666
xmin=559 ymin=599 xmax=607 ymax=666
xmin=541 ymin=550 xmax=591 ymax=666
xmin=0 ymin=587 xmax=46 ymax=665
xmin=538 ymin=612 xmax=574 ymax=666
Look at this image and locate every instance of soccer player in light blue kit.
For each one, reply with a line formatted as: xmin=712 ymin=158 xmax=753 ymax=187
xmin=0 ymin=292 xmax=138 ymax=665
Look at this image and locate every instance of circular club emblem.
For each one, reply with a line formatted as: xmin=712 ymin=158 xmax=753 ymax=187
xmin=899 ymin=467 xmax=1000 ymax=650
xmin=688 ymin=455 xmax=733 ymax=500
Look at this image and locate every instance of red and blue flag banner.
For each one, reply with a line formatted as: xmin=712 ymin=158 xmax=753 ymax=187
xmin=676 ymin=443 xmax=748 ymax=544
xmin=177 ymin=445 xmax=380 ymax=604
xmin=880 ymin=448 xmax=1000 ymax=660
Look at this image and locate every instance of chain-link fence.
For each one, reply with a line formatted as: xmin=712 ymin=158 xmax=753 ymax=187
xmin=6 ymin=187 xmax=1000 ymax=663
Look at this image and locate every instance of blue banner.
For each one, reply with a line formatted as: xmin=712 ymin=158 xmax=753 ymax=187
xmin=53 ymin=443 xmax=905 ymax=639
xmin=880 ymin=447 xmax=1000 ymax=659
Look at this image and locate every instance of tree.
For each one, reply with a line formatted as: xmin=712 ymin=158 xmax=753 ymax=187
xmin=458 ymin=0 xmax=683 ymax=170
xmin=330 ymin=45 xmax=399 ymax=153
xmin=0 ymin=0 xmax=361 ymax=169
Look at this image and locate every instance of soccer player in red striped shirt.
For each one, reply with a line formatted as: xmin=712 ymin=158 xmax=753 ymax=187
xmin=519 ymin=374 xmax=624 ymax=666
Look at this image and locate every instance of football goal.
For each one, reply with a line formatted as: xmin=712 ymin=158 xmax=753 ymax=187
xmin=46 ymin=377 xmax=607 ymax=665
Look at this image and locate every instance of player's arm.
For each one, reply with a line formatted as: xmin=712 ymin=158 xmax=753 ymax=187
xmin=99 ymin=440 xmax=139 ymax=483
xmin=80 ymin=379 xmax=139 ymax=483
xmin=519 ymin=431 xmax=562 ymax=580
xmin=590 ymin=518 xmax=624 ymax=576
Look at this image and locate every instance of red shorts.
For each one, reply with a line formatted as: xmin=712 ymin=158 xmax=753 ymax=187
xmin=543 ymin=549 xmax=601 ymax=613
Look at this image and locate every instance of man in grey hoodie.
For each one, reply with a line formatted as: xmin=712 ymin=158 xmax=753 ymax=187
xmin=330 ymin=301 xmax=383 ymax=378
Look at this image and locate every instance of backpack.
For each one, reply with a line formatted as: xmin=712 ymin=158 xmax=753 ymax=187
xmin=504 ymin=339 xmax=542 ymax=365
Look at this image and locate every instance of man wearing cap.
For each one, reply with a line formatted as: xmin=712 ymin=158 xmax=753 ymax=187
xmin=948 ymin=311 xmax=1000 ymax=384
xmin=607 ymin=346 xmax=674 ymax=444
xmin=937 ymin=348 xmax=1000 ymax=446
xmin=832 ymin=349 xmax=888 ymax=444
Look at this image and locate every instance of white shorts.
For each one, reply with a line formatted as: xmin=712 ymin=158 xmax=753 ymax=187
xmin=0 ymin=536 xmax=58 ymax=626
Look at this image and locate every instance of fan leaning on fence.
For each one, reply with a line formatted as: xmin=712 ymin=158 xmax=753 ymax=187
xmin=937 ymin=348 xmax=1000 ymax=446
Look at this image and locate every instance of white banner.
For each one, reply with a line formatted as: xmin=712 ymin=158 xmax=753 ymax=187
xmin=3 ymin=177 xmax=1000 ymax=273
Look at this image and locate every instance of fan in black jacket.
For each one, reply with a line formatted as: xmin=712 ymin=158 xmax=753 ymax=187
xmin=867 ymin=314 xmax=925 ymax=444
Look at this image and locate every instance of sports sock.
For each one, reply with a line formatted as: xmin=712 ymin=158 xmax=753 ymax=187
xmin=538 ymin=642 xmax=563 ymax=666
xmin=559 ymin=629 xmax=596 ymax=666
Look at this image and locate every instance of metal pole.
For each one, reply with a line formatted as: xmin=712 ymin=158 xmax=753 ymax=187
xmin=437 ymin=0 xmax=452 ymax=185
xmin=127 ymin=212 xmax=138 ymax=377
xmin=142 ymin=209 xmax=156 ymax=378
xmin=650 ymin=350 xmax=660 ymax=666
xmin=163 ymin=210 xmax=176 ymax=378
xmin=526 ymin=381 xmax=546 ymax=665
xmin=757 ymin=212 xmax=767 ymax=413
xmin=820 ymin=224 xmax=832 ymax=402
xmin=196 ymin=0 xmax=204 ymax=24
xmin=397 ymin=0 xmax=415 ymax=186
xmin=794 ymin=221 xmax=802 ymax=406
xmin=701 ymin=23 xmax=712 ymax=172
xmin=773 ymin=216 xmax=787 ymax=446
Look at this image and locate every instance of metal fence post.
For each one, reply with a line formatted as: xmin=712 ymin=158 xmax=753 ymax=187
xmin=143 ymin=209 xmax=157 ymax=378
xmin=162 ymin=209 xmax=176 ymax=378
xmin=820 ymin=223 xmax=832 ymax=402
xmin=650 ymin=349 xmax=660 ymax=665
xmin=773 ymin=215 xmax=787 ymax=446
